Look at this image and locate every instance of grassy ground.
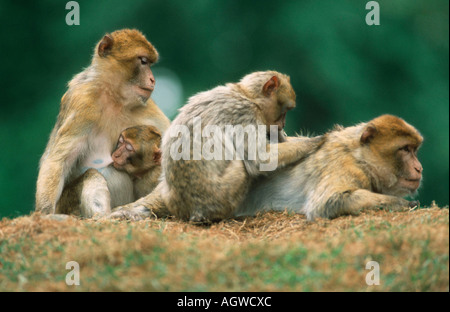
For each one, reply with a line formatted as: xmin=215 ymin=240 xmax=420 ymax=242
xmin=0 ymin=206 xmax=448 ymax=292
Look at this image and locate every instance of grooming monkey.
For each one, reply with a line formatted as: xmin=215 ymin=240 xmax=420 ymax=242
xmin=111 ymin=71 xmax=322 ymax=222
xmin=36 ymin=29 xmax=170 ymax=218
xmin=237 ymin=115 xmax=423 ymax=220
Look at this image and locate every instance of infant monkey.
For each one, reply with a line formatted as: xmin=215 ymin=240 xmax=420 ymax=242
xmin=57 ymin=125 xmax=162 ymax=217
xmin=111 ymin=125 xmax=162 ymax=202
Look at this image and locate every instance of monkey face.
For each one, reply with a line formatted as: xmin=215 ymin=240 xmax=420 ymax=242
xmin=394 ymin=144 xmax=423 ymax=194
xmin=274 ymin=96 xmax=296 ymax=130
xmin=112 ymin=134 xmax=135 ymax=170
xmin=261 ymin=76 xmax=296 ymax=130
xmin=96 ymin=29 xmax=158 ymax=104
xmin=361 ymin=115 xmax=423 ymax=197
xmin=112 ymin=126 xmax=162 ymax=177
xmin=129 ymin=56 xmax=156 ymax=102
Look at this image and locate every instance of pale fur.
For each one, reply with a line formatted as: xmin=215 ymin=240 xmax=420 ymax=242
xmin=111 ymin=71 xmax=321 ymax=221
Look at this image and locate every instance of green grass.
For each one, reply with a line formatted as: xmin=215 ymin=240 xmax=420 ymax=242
xmin=0 ymin=207 xmax=448 ymax=291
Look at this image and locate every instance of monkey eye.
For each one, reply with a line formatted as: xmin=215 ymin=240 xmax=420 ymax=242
xmin=139 ymin=56 xmax=149 ymax=65
xmin=119 ymin=136 xmax=124 ymax=144
xmin=399 ymin=145 xmax=410 ymax=152
xmin=126 ymin=144 xmax=134 ymax=151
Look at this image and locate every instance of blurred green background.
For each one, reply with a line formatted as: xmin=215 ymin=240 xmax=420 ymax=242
xmin=0 ymin=0 xmax=448 ymax=218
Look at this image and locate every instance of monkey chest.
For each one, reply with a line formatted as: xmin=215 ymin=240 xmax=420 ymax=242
xmin=80 ymin=134 xmax=114 ymax=172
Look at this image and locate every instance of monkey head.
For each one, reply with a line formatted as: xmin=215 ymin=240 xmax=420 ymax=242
xmin=112 ymin=125 xmax=162 ymax=178
xmin=240 ymin=71 xmax=296 ymax=131
xmin=94 ymin=29 xmax=159 ymax=104
xmin=359 ymin=115 xmax=423 ymax=197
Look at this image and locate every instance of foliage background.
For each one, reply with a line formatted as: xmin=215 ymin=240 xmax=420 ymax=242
xmin=0 ymin=0 xmax=448 ymax=217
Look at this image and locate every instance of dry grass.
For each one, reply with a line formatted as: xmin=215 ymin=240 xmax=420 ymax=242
xmin=0 ymin=206 xmax=448 ymax=292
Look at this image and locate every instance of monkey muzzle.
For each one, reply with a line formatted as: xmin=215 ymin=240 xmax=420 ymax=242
xmin=275 ymin=112 xmax=287 ymax=130
xmin=398 ymin=177 xmax=422 ymax=193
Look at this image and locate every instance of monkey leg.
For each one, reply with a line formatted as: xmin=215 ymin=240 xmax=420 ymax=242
xmin=345 ymin=189 xmax=413 ymax=214
xmin=110 ymin=183 xmax=170 ymax=221
xmin=186 ymin=160 xmax=249 ymax=223
xmin=56 ymin=178 xmax=84 ymax=216
xmin=78 ymin=169 xmax=112 ymax=219
xmin=56 ymin=168 xmax=111 ymax=218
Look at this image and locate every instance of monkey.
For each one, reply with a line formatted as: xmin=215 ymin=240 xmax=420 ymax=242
xmin=111 ymin=125 xmax=162 ymax=200
xmin=110 ymin=70 xmax=322 ymax=222
xmin=56 ymin=167 xmax=134 ymax=217
xmin=56 ymin=125 xmax=162 ymax=217
xmin=36 ymin=29 xmax=170 ymax=218
xmin=236 ymin=114 xmax=423 ymax=221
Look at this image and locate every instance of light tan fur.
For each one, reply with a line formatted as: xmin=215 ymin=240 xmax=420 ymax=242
xmin=36 ymin=29 xmax=170 ymax=218
xmin=237 ymin=115 xmax=424 ymax=220
xmin=111 ymin=71 xmax=321 ymax=222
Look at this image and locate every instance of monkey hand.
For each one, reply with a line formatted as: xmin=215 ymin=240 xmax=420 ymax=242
xmin=408 ymin=200 xmax=420 ymax=210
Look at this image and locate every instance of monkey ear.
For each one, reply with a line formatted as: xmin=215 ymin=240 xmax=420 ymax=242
xmin=360 ymin=124 xmax=377 ymax=144
xmin=98 ymin=35 xmax=114 ymax=57
xmin=153 ymin=148 xmax=162 ymax=165
xmin=263 ymin=76 xmax=279 ymax=97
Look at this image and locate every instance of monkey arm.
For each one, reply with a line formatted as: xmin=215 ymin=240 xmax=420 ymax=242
xmin=35 ymin=125 xmax=89 ymax=214
xmin=307 ymin=188 xmax=412 ymax=220
xmin=252 ymin=136 xmax=323 ymax=173
xmin=341 ymin=189 xmax=412 ymax=213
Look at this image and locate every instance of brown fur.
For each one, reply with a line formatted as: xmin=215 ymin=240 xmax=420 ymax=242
xmin=238 ymin=115 xmax=424 ymax=220
xmin=112 ymin=125 xmax=162 ymax=200
xmin=36 ymin=29 xmax=170 ymax=218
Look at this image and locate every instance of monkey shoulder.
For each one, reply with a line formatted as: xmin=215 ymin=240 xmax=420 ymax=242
xmin=312 ymin=133 xmax=370 ymax=185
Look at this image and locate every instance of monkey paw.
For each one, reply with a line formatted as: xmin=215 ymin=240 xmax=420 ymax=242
xmin=408 ymin=200 xmax=420 ymax=210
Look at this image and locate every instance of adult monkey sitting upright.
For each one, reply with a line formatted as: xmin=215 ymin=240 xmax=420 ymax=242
xmin=35 ymin=29 xmax=170 ymax=218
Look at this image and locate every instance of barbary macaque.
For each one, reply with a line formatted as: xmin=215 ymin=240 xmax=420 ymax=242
xmin=56 ymin=125 xmax=162 ymax=217
xmin=36 ymin=29 xmax=170 ymax=218
xmin=112 ymin=125 xmax=162 ymax=200
xmin=111 ymin=71 xmax=322 ymax=222
xmin=237 ymin=115 xmax=423 ymax=220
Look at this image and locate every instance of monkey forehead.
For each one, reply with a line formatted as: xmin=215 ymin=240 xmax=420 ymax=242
xmin=240 ymin=70 xmax=294 ymax=94
xmin=372 ymin=115 xmax=423 ymax=145
xmin=122 ymin=125 xmax=162 ymax=140
xmin=241 ymin=70 xmax=290 ymax=82
xmin=107 ymin=29 xmax=159 ymax=62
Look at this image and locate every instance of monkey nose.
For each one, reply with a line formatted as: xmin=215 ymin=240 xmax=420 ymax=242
xmin=415 ymin=165 xmax=423 ymax=174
